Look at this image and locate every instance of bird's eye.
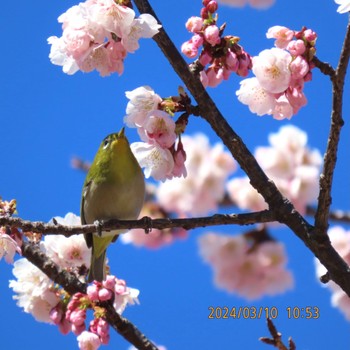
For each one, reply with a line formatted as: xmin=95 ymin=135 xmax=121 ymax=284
xmin=103 ymin=139 xmax=110 ymax=149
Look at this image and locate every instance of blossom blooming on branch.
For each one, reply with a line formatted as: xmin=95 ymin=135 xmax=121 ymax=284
xmin=48 ymin=0 xmax=161 ymax=76
xmin=0 ymin=229 xmax=21 ymax=263
xmin=334 ymin=0 xmax=350 ymax=13
xmin=9 ymin=212 xmax=139 ymax=348
xmin=181 ymin=1 xmax=252 ymax=87
xmin=125 ymin=86 xmax=187 ymax=181
xmin=315 ymin=226 xmax=350 ymax=320
xmin=216 ymin=0 xmax=275 ymax=9
xmin=227 ymin=125 xmax=322 ymax=214
xmin=237 ymin=26 xmax=317 ymax=119
xmin=156 ymin=133 xmax=236 ymax=216
xmin=199 ymin=232 xmax=293 ymax=299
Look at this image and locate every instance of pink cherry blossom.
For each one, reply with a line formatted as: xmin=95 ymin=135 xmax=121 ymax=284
xmin=252 ymin=48 xmax=292 ymax=94
xmin=236 ymin=77 xmax=276 ymax=116
xmin=77 ymin=331 xmax=101 ymax=350
xmin=334 ymin=0 xmax=350 ymax=13
xmin=206 ymin=66 xmax=224 ymax=87
xmin=124 ymin=86 xmax=162 ymax=128
xmin=198 ymin=233 xmax=293 ymax=300
xmin=266 ymin=26 xmax=294 ymax=49
xmin=131 ymin=142 xmax=175 ymax=181
xmin=0 ymin=231 xmax=21 ymax=263
xmin=138 ymin=110 xmax=176 ymax=148
xmin=156 ymin=134 xmax=236 ymax=216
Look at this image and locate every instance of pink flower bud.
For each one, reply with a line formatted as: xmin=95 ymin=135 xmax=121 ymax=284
xmin=98 ymin=288 xmax=113 ymax=301
xmin=70 ymin=309 xmax=86 ymax=326
xmin=204 ymin=25 xmax=221 ymax=46
xmin=185 ymin=16 xmax=203 ymax=33
xmin=191 ymin=34 xmax=203 ymax=48
xmin=87 ymin=285 xmax=99 ymax=301
xmin=287 ymin=39 xmax=306 ymax=56
xmin=226 ymin=50 xmax=238 ymax=71
xmin=207 ymin=66 xmax=224 ymax=87
xmin=303 ymin=29 xmax=317 ymax=42
xmin=202 ymin=0 xmax=211 ymax=6
xmin=50 ymin=306 xmax=63 ymax=325
xmin=199 ymin=51 xmax=212 ymax=66
xmin=181 ymin=40 xmax=198 ymax=58
xmin=72 ymin=323 xmax=86 ymax=336
xmin=206 ymin=1 xmax=218 ymax=13
xmin=58 ymin=318 xmax=72 ymax=335
xmin=200 ymin=7 xmax=209 ymax=19
xmin=103 ymin=275 xmax=116 ymax=290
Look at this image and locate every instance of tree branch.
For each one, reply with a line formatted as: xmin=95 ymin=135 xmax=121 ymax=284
xmin=314 ymin=16 xmax=350 ymax=234
xmin=0 ymin=210 xmax=278 ymax=237
xmin=133 ymin=0 xmax=350 ymax=296
xmin=21 ymin=242 xmax=158 ymax=350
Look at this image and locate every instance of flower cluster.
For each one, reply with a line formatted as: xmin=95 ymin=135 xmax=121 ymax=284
xmin=237 ymin=26 xmax=317 ymax=120
xmin=156 ymin=133 xmax=236 ymax=216
xmin=335 ymin=0 xmax=350 ymax=13
xmin=182 ymin=0 xmax=252 ymax=87
xmin=121 ymin=202 xmax=188 ymax=248
xmin=51 ymin=276 xmax=139 ymax=349
xmin=48 ymin=0 xmax=160 ymax=76
xmin=125 ymin=86 xmax=187 ymax=181
xmin=227 ymin=125 xmax=322 ymax=214
xmin=216 ymin=0 xmax=275 ymax=8
xmin=315 ymin=226 xmax=350 ymax=320
xmin=199 ymin=232 xmax=293 ymax=299
xmin=9 ymin=213 xmax=139 ymax=350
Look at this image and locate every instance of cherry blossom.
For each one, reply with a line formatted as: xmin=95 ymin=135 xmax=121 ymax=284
xmin=131 ymin=142 xmax=175 ymax=181
xmin=252 ymin=48 xmax=292 ymax=94
xmin=124 ymin=86 xmax=162 ymax=128
xmin=199 ymin=232 xmax=293 ymax=299
xmin=0 ymin=230 xmax=21 ymax=263
xmin=334 ymin=0 xmax=350 ymax=13
xmin=48 ymin=0 xmax=160 ymax=76
xmin=266 ymin=26 xmax=294 ymax=49
xmin=77 ymin=331 xmax=101 ymax=350
xmin=156 ymin=134 xmax=236 ymax=216
xmin=227 ymin=125 xmax=322 ymax=214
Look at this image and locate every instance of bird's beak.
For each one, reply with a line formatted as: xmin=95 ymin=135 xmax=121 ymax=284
xmin=118 ymin=127 xmax=125 ymax=139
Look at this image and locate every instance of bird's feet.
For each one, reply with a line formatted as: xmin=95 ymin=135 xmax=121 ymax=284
xmin=94 ymin=220 xmax=104 ymax=237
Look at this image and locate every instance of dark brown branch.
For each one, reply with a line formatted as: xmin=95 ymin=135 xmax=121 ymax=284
xmin=314 ymin=16 xmax=350 ymax=234
xmin=312 ymin=56 xmax=335 ymax=77
xmin=259 ymin=318 xmax=294 ymax=350
xmin=0 ymin=210 xmax=277 ymax=237
xmin=21 ymin=242 xmax=158 ymax=350
xmin=133 ymin=0 xmax=350 ymax=296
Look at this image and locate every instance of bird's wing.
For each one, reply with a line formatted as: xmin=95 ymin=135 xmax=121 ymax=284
xmin=81 ymin=180 xmax=93 ymax=248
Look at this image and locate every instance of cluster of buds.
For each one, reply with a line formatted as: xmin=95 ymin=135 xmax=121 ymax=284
xmin=181 ymin=0 xmax=252 ymax=87
xmin=50 ymin=276 xmax=139 ymax=349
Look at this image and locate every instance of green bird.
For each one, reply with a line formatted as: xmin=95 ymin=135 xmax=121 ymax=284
xmin=81 ymin=128 xmax=145 ymax=282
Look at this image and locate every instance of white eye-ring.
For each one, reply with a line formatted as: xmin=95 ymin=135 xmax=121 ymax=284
xmin=103 ymin=139 xmax=110 ymax=149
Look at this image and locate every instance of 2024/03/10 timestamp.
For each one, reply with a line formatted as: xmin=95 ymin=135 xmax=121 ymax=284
xmin=208 ymin=306 xmax=320 ymax=319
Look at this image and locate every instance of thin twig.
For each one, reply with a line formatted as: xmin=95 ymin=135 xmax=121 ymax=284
xmin=259 ymin=318 xmax=294 ymax=350
xmin=21 ymin=242 xmax=158 ymax=350
xmin=314 ymin=17 xmax=350 ymax=235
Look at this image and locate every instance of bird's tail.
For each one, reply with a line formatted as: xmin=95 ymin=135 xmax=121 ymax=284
xmin=87 ymin=246 xmax=106 ymax=282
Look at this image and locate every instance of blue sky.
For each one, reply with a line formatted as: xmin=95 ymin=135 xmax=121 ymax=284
xmin=1 ymin=0 xmax=350 ymax=349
